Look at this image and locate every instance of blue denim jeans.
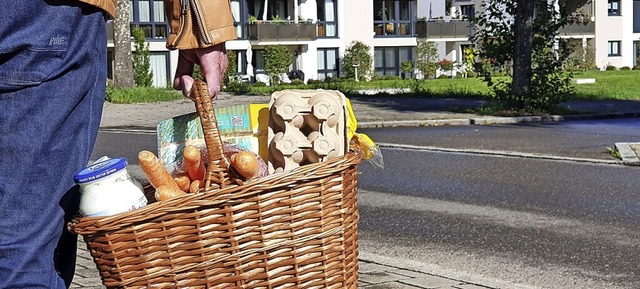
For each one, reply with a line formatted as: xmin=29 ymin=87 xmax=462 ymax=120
xmin=0 ymin=2 xmax=106 ymax=288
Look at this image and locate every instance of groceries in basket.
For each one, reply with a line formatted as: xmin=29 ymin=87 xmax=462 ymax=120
xmin=156 ymin=103 xmax=269 ymax=175
xmin=345 ymin=98 xmax=385 ymax=169
xmin=151 ymin=102 xmax=271 ymax=201
xmin=73 ymin=156 xmax=147 ymax=217
xmin=68 ymin=79 xmax=364 ymax=289
xmin=267 ymin=89 xmax=384 ymax=172
xmin=267 ymin=90 xmax=349 ymax=173
xmin=139 ymin=143 xmax=268 ymax=201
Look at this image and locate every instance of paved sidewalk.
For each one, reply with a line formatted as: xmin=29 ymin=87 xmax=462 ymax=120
xmin=357 ymin=252 xmax=538 ymax=289
xmin=71 ymin=95 xmax=640 ymax=288
xmin=72 ymin=238 xmax=532 ymax=289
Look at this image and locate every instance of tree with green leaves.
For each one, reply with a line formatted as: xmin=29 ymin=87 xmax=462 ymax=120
xmin=342 ymin=41 xmax=372 ymax=81
xmin=472 ymin=0 xmax=575 ymax=111
xmin=264 ymin=45 xmax=292 ymax=84
xmin=132 ymin=27 xmax=153 ymax=87
xmin=414 ymin=39 xmax=439 ymax=79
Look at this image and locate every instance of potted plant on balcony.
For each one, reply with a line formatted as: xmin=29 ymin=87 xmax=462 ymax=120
xmin=568 ymin=10 xmax=591 ymax=25
xmin=271 ymin=15 xmax=284 ymax=24
xmin=385 ymin=22 xmax=395 ymax=34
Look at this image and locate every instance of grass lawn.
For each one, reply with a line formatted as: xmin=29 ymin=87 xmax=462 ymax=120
xmin=368 ymin=70 xmax=640 ymax=101
xmin=571 ymin=70 xmax=640 ymax=100
xmin=107 ymin=70 xmax=640 ymax=103
xmin=106 ymin=85 xmax=183 ymax=103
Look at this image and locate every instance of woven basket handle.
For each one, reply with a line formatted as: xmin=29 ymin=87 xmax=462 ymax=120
xmin=192 ymin=79 xmax=232 ymax=189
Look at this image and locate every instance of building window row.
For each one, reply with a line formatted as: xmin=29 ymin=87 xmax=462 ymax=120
xmin=129 ymin=0 xmax=168 ymax=39
xmin=374 ymin=46 xmax=413 ymax=77
xmin=374 ymin=0 xmax=414 ymax=37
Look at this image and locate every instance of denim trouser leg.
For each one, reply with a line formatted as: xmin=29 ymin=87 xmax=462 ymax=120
xmin=0 ymin=2 xmax=106 ymax=288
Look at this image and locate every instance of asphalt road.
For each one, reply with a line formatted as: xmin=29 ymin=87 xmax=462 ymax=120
xmin=358 ymin=118 xmax=640 ymax=160
xmin=92 ymin=118 xmax=640 ymax=289
xmin=355 ymin=119 xmax=640 ymax=289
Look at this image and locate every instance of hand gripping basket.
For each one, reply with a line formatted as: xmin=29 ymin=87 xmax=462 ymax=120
xmin=69 ymin=79 xmax=363 ymax=289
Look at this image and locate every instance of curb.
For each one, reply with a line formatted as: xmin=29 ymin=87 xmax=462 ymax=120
xmin=615 ymin=142 xmax=640 ymax=165
xmin=378 ymin=143 xmax=622 ymax=165
xmin=358 ymin=112 xmax=640 ymax=128
xmin=358 ymin=119 xmax=471 ymax=128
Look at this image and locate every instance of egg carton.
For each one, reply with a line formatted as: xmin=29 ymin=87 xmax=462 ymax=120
xmin=268 ymin=89 xmax=348 ymax=173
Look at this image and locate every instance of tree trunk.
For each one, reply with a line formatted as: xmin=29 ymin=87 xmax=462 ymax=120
xmin=113 ymin=0 xmax=134 ymax=88
xmin=511 ymin=0 xmax=534 ymax=98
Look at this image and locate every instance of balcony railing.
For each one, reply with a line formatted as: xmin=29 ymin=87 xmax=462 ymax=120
xmin=558 ymin=21 xmax=595 ymax=35
xmin=246 ymin=21 xmax=317 ymax=42
xmin=414 ymin=20 xmax=471 ymax=39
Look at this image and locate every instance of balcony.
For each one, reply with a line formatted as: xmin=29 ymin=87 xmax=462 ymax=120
xmin=414 ymin=19 xmax=471 ymax=39
xmin=558 ymin=21 xmax=595 ymax=36
xmin=561 ymin=0 xmax=595 ymax=35
xmin=246 ymin=21 xmax=317 ymax=42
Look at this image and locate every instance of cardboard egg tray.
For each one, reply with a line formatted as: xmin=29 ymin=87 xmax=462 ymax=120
xmin=268 ymin=90 xmax=348 ymax=173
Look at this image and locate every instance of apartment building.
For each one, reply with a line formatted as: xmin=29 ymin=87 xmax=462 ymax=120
xmin=108 ymin=0 xmax=449 ymax=86
xmin=106 ymin=0 xmax=637 ymax=88
xmin=596 ymin=0 xmax=638 ymax=68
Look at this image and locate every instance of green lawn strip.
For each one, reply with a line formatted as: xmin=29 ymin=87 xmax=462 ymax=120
xmin=106 ymin=70 xmax=640 ymax=103
xmin=106 ymin=86 xmax=183 ymax=104
xmin=572 ymin=70 xmax=640 ymax=100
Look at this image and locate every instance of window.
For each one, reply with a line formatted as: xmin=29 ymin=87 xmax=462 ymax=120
xmin=460 ymin=5 xmax=475 ymax=19
xmin=374 ymin=0 xmax=414 ymax=37
xmin=252 ymin=50 xmax=266 ymax=75
xmin=150 ymin=52 xmax=169 ymax=87
xmin=231 ymin=0 xmax=244 ymax=38
xmin=374 ymin=46 xmax=413 ymax=76
xmin=317 ymin=48 xmax=339 ymax=80
xmin=317 ymin=0 xmax=338 ymax=37
xmin=129 ymin=0 xmax=169 ymax=39
xmin=608 ymin=0 xmax=620 ymax=16
xmin=232 ymin=50 xmax=248 ymax=77
xmin=247 ymin=0 xmax=288 ymax=21
xmin=608 ymin=41 xmax=621 ymax=56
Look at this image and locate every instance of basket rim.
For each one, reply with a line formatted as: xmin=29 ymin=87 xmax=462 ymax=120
xmin=69 ymin=148 xmax=362 ymax=235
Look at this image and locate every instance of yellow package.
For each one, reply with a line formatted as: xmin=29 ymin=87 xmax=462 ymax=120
xmin=345 ymin=98 xmax=384 ymax=169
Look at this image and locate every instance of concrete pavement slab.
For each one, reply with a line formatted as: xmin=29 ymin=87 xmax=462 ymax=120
xmin=615 ymin=142 xmax=640 ymax=165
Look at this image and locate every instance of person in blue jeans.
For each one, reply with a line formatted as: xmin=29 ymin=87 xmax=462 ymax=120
xmin=0 ymin=1 xmax=236 ymax=287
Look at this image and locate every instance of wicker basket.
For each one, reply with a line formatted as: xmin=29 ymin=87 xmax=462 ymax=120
xmin=69 ymin=80 xmax=362 ymax=288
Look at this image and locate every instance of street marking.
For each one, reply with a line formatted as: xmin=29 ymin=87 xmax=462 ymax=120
xmin=377 ymin=142 xmax=621 ymax=165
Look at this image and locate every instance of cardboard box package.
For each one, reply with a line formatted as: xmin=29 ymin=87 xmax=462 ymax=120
xmin=157 ymin=103 xmax=269 ymax=172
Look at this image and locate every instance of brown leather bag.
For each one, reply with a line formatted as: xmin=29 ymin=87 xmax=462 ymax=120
xmin=166 ymin=0 xmax=237 ymax=50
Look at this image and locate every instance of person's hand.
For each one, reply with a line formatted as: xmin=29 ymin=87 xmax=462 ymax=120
xmin=173 ymin=43 xmax=228 ymax=100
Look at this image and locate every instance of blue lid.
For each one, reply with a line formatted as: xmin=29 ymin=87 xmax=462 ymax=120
xmin=73 ymin=157 xmax=128 ymax=183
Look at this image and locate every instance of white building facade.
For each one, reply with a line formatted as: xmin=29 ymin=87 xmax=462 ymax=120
xmin=106 ymin=0 xmax=637 ymax=87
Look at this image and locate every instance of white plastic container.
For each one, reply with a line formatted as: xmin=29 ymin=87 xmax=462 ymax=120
xmin=73 ymin=157 xmax=147 ymax=217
